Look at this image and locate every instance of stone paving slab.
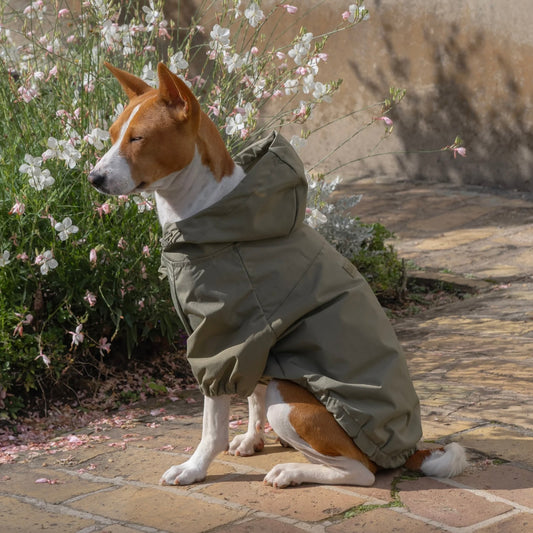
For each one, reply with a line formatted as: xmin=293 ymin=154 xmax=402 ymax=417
xmin=396 ymin=476 xmax=514 ymax=528
xmin=350 ymin=180 xmax=533 ymax=280
xmin=1 ymin=181 xmax=533 ymax=531
xmin=326 ymin=507 xmax=445 ymax=532
xmin=0 ymin=495 xmax=96 ymax=533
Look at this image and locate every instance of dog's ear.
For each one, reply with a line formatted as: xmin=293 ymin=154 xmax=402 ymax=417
xmin=104 ymin=62 xmax=152 ymax=100
xmin=157 ymin=63 xmax=200 ymax=124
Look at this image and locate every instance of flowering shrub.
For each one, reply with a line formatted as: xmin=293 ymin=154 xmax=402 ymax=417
xmin=0 ymin=1 xmax=460 ymax=418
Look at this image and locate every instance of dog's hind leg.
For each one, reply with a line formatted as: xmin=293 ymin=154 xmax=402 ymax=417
xmin=264 ymin=379 xmax=376 ymax=488
xmin=160 ymin=395 xmax=230 ymax=485
xmin=228 ymin=383 xmax=267 ymax=456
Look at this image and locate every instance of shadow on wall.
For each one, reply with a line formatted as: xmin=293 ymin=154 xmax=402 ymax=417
xmin=158 ymin=1 xmax=532 ymax=192
xmin=344 ymin=6 xmax=533 ymax=192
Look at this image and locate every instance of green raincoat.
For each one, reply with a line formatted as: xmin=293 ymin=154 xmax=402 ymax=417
xmin=160 ymin=132 xmax=422 ymax=468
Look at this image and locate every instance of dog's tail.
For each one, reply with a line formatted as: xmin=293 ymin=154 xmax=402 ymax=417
xmin=404 ymin=443 xmax=467 ymax=478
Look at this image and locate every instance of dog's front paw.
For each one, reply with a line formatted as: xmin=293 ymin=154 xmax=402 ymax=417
xmin=160 ymin=460 xmax=206 ymax=486
xmin=228 ymin=432 xmax=264 ymax=457
xmin=264 ymin=464 xmax=302 ymax=488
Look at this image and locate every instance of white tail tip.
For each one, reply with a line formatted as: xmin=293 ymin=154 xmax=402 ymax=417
xmin=421 ymin=443 xmax=467 ymax=478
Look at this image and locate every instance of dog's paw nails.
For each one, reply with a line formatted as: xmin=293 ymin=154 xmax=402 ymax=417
xmin=228 ymin=433 xmax=264 ymax=457
xmin=264 ymin=464 xmax=301 ymax=489
xmin=160 ymin=462 xmax=205 ymax=486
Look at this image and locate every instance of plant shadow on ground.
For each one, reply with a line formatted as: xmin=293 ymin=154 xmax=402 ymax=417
xmin=386 ymin=275 xmax=470 ymax=320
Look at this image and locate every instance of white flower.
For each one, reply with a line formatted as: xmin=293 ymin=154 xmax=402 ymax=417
xmin=98 ymin=337 xmax=111 ymax=355
xmin=307 ymin=54 xmax=326 ymax=75
xmin=290 ymin=135 xmax=307 ymax=152
xmin=132 ymin=194 xmax=155 ymax=213
xmin=288 ymin=32 xmax=313 ymax=65
xmin=225 ymin=114 xmax=245 ymax=136
xmin=0 ymin=251 xmax=10 ymax=267
xmin=302 ymin=73 xmax=315 ymax=94
xmin=85 ymin=128 xmax=110 ymax=150
xmin=169 ymin=51 xmax=189 ymax=73
xmin=101 ymin=19 xmax=120 ymax=47
xmin=252 ymin=77 xmax=266 ymax=99
xmin=92 ymin=0 xmax=110 ymax=19
xmin=19 ymin=154 xmax=42 ymax=176
xmin=83 ymin=71 xmax=95 ymax=92
xmin=121 ymin=31 xmax=135 ymax=55
xmin=55 ymin=217 xmax=79 ymax=241
xmin=343 ymin=4 xmax=370 ymax=23
xmin=18 ymin=84 xmax=39 ymax=103
xmin=35 ymin=350 xmax=51 ymax=367
xmin=84 ymin=291 xmax=97 ymax=307
xmin=223 ymin=52 xmax=244 ymax=73
xmin=305 ymin=208 xmax=328 ymax=229
xmin=23 ymin=1 xmax=47 ymax=21
xmin=244 ymin=2 xmax=264 ymax=28
xmin=142 ymin=0 xmax=160 ymax=28
xmin=9 ymin=200 xmax=25 ymax=215
xmin=283 ymin=78 xmax=298 ymax=95
xmin=42 ymin=137 xmax=62 ymax=160
xmin=70 ymin=324 xmax=84 ymax=346
xmin=29 ymin=169 xmax=55 ymax=190
xmin=61 ymin=143 xmax=81 ymax=168
xmin=312 ymin=81 xmax=331 ymax=101
xmin=209 ymin=24 xmax=230 ymax=54
xmin=141 ymin=62 xmax=156 ymax=86
xmin=35 ymin=250 xmax=58 ymax=275
xmin=43 ymin=138 xmax=81 ymax=168
xmin=112 ymin=103 xmax=125 ymax=121
xmin=232 ymin=0 xmax=243 ymax=17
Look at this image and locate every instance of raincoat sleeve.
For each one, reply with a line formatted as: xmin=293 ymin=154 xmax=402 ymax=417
xmin=163 ymin=245 xmax=276 ymax=398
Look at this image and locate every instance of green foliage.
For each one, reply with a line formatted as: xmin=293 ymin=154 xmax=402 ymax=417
xmin=352 ymin=223 xmax=406 ymax=301
xmin=0 ymin=0 xmax=407 ymax=418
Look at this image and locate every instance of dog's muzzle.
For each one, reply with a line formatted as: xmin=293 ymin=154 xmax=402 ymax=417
xmin=88 ymin=171 xmax=108 ymax=193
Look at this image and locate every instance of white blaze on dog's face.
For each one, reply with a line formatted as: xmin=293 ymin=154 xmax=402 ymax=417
xmin=89 ymin=63 xmax=200 ymax=196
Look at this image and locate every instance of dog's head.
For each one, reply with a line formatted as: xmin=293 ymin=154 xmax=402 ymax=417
xmin=88 ymin=63 xmax=202 ymax=196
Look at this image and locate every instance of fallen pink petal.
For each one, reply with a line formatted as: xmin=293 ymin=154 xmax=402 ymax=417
xmin=35 ymin=478 xmax=63 ymax=484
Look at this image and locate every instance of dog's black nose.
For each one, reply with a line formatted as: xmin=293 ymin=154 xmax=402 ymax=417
xmin=88 ymin=172 xmax=106 ymax=190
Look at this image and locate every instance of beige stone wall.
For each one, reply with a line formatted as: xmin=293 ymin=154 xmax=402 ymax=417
xmin=266 ymin=0 xmax=533 ymax=192
xmin=7 ymin=0 xmax=531 ymax=190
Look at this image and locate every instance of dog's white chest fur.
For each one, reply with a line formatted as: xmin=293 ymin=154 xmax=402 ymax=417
xmin=152 ymin=153 xmax=245 ymax=226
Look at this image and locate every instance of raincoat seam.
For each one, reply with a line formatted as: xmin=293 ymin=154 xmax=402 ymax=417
xmin=265 ymin=237 xmax=328 ymax=326
xmin=161 ymin=243 xmax=234 ymax=265
xmin=233 ymin=245 xmax=276 ymax=338
xmin=266 ymin=150 xmax=301 ymax=234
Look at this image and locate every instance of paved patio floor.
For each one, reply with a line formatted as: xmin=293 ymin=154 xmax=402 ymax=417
xmin=1 ymin=180 xmax=532 ymax=532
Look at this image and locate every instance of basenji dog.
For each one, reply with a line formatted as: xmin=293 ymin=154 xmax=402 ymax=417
xmin=89 ymin=62 xmax=467 ymax=488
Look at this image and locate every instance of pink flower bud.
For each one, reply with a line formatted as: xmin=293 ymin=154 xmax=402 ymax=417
xmin=282 ymin=4 xmax=298 ymax=14
xmin=377 ymin=116 xmax=393 ymax=126
xmin=453 ymin=146 xmax=467 ymax=158
xmin=9 ymin=201 xmax=25 ymax=215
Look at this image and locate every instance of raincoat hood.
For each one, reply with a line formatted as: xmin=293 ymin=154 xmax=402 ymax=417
xmin=161 ymin=131 xmax=307 ymax=247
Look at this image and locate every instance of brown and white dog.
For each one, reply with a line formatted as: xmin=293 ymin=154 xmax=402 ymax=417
xmin=89 ymin=63 xmax=467 ymax=488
